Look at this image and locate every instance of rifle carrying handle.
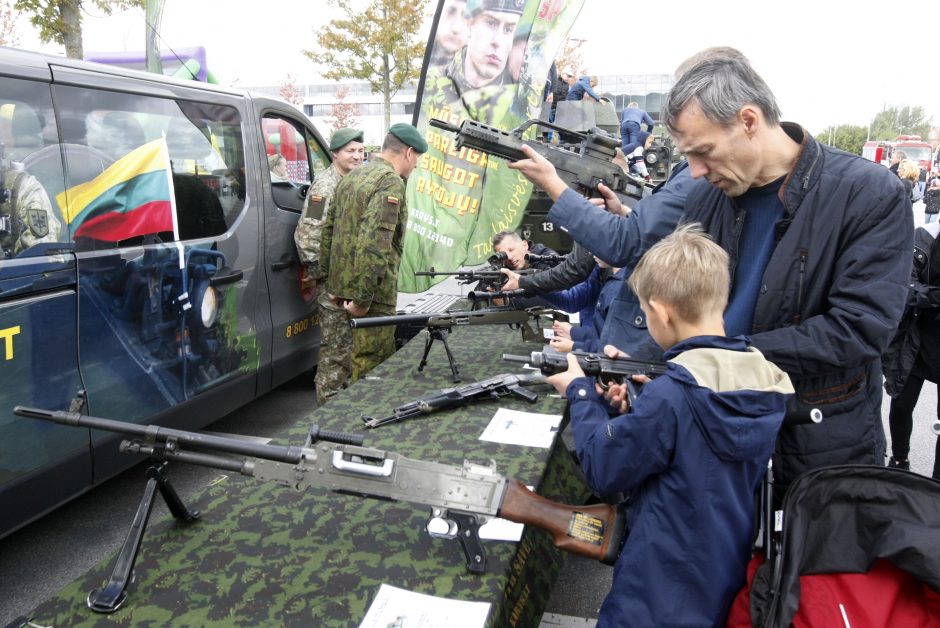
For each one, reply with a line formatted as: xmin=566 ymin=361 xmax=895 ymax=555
xmin=498 ymin=479 xmax=627 ymax=565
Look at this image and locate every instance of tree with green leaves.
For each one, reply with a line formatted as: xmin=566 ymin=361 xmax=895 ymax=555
xmin=815 ymin=124 xmax=869 ymax=156
xmin=868 ymin=105 xmax=932 ymax=142
xmin=304 ymin=0 xmax=428 ymax=133
xmin=14 ymin=0 xmax=143 ymax=59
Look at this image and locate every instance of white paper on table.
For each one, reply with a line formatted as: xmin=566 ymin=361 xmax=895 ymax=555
xmin=359 ymin=583 xmax=491 ymax=628
xmin=477 ymin=484 xmax=533 ymax=541
xmin=478 ymin=407 xmax=563 ymax=449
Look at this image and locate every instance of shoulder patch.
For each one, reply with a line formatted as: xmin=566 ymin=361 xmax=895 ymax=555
xmin=386 ymin=196 xmax=400 ymax=206
xmin=26 ymin=209 xmax=49 ymax=238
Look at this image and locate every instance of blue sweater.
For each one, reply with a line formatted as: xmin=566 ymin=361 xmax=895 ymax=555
xmin=565 ymin=336 xmax=792 ymax=627
xmin=620 ymin=107 xmax=654 ymax=132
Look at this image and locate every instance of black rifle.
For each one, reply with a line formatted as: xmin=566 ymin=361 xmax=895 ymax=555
xmin=15 ymin=405 xmax=627 ymax=607
xmin=361 ymin=372 xmax=546 ymax=428
xmin=414 ymin=267 xmax=536 ymax=293
xmin=503 ymin=346 xmax=668 ymax=404
xmin=430 ymin=118 xmax=651 ymax=206
xmin=525 ymin=252 xmax=566 ymax=265
xmin=351 ymin=306 xmax=567 ymax=382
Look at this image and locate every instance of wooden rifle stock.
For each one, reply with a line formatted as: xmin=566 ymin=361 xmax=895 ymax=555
xmin=498 ymin=478 xmax=626 ymax=565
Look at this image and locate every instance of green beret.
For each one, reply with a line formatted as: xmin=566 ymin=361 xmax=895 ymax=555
xmin=329 ymin=128 xmax=364 ymax=151
xmin=388 ymin=123 xmax=428 ymax=153
xmin=465 ymin=0 xmax=525 ymax=17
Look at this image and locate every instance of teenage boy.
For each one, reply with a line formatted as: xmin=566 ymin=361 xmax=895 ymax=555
xmin=547 ymin=225 xmax=793 ymax=627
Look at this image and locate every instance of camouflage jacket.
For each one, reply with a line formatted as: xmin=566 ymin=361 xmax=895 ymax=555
xmin=293 ymin=163 xmax=343 ymax=280
xmin=320 ymin=157 xmax=406 ymax=309
xmin=0 ymin=167 xmax=63 ymax=257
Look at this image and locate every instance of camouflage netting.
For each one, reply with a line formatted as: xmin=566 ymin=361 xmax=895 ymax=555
xmin=28 ymin=323 xmax=591 ymax=627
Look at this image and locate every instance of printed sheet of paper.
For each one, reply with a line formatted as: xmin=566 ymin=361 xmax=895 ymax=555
xmin=479 ymin=407 xmax=563 ymax=449
xmin=359 ymin=584 xmax=490 ymax=628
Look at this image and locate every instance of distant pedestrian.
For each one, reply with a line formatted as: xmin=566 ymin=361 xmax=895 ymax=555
xmin=898 ymin=159 xmax=920 ymax=203
xmin=925 ymin=178 xmax=940 ymax=224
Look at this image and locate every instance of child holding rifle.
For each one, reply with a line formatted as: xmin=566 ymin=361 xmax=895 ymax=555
xmin=546 ymin=224 xmax=793 ymax=627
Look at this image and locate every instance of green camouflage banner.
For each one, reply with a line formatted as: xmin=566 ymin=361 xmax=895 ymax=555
xmin=400 ymin=0 xmax=585 ymax=292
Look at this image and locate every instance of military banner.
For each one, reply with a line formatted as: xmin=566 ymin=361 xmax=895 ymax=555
xmin=399 ymin=0 xmax=584 ymax=293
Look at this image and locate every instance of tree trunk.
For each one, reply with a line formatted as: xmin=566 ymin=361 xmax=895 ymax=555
xmin=61 ymin=0 xmax=83 ymax=59
xmin=383 ymin=52 xmax=391 ymax=134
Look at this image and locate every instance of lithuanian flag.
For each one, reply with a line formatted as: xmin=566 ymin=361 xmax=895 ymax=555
xmin=56 ymin=137 xmax=177 ymax=241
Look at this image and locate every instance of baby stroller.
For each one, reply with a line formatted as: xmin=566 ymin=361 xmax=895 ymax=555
xmin=728 ymin=465 xmax=940 ymax=627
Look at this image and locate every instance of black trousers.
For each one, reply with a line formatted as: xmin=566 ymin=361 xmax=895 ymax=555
xmin=887 ymin=373 xmax=940 ymax=479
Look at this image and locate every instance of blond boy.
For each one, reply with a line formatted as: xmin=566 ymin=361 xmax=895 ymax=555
xmin=547 ymin=224 xmax=793 ymax=627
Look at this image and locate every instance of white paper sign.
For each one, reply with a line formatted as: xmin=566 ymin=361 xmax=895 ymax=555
xmin=359 ymin=584 xmax=491 ymax=628
xmin=479 ymin=407 xmax=563 ymax=449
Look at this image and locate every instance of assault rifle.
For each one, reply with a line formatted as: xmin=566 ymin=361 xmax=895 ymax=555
xmin=351 ymin=306 xmax=567 ymax=382
xmin=361 ymin=372 xmax=546 ymax=428
xmin=429 ymin=118 xmax=650 ymax=206
xmin=503 ymin=346 xmax=668 ymax=404
xmin=14 ymin=406 xmax=626 ymax=612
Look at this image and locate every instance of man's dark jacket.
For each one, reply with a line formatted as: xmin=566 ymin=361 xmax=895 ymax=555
xmin=682 ymin=123 xmax=913 ymax=487
xmin=526 ymin=161 xmax=709 ymax=355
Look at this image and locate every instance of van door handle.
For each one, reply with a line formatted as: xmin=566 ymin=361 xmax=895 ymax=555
xmin=209 ymin=270 xmax=244 ymax=287
xmin=271 ymin=259 xmax=294 ymax=271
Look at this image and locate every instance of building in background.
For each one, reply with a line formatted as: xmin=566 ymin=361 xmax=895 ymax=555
xmin=246 ymin=73 xmax=673 ymax=145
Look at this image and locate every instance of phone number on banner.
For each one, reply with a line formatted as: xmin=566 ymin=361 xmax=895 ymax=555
xmin=408 ymin=220 xmax=454 ymax=248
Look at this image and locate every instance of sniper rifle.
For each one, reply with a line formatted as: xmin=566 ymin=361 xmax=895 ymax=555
xmin=351 ymin=306 xmax=567 ymax=382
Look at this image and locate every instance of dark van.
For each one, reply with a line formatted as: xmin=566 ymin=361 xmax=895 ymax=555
xmin=0 ymin=47 xmax=328 ymax=537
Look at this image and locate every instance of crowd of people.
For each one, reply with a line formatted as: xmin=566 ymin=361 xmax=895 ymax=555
xmin=293 ymin=42 xmax=936 ymax=627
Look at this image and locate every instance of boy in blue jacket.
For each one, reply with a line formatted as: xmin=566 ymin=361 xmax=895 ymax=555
xmin=547 ymin=225 xmax=793 ymax=627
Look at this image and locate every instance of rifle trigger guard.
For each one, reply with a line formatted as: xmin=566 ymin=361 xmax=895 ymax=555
xmin=595 ymin=375 xmax=610 ymax=392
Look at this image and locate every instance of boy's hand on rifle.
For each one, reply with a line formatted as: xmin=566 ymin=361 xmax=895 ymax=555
xmin=546 ymin=353 xmax=585 ymax=395
xmin=598 ymin=344 xmax=632 ymax=412
xmin=552 ymin=321 xmax=572 ymax=339
xmin=549 ymin=337 xmax=574 ymax=353
xmin=500 ymin=268 xmax=521 ymax=291
xmin=507 ymin=145 xmax=568 ymax=201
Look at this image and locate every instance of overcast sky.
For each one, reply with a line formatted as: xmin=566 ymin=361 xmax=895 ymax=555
xmin=14 ymin=0 xmax=940 ymax=135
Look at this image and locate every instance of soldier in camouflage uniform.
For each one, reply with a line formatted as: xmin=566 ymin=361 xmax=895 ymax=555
xmin=421 ymin=0 xmax=524 ymax=125
xmin=0 ymin=140 xmax=62 ymax=258
xmin=293 ymin=128 xmax=365 ymax=290
xmin=315 ymin=124 xmax=428 ymax=405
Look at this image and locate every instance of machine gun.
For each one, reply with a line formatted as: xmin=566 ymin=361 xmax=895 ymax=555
xmin=429 ymin=118 xmax=650 ymax=206
xmin=361 ymin=372 xmax=546 ymax=428
xmin=14 ymin=406 xmax=626 ymax=612
xmin=503 ymin=346 xmax=668 ymax=404
xmin=351 ymin=306 xmax=567 ymax=382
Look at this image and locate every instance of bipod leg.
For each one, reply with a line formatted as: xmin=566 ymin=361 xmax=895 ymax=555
xmin=87 ymin=462 xmax=199 ymax=613
xmin=438 ymin=329 xmax=461 ymax=382
xmin=417 ymin=328 xmax=438 ymax=373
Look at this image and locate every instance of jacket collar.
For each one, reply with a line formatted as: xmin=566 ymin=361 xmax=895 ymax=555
xmin=778 ymin=122 xmax=823 ymax=215
xmin=663 ymin=335 xmax=750 ymax=361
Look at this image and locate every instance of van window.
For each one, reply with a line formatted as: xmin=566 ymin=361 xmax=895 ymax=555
xmin=55 ymin=85 xmax=246 ymax=247
xmin=262 ymin=114 xmax=327 ymax=213
xmin=0 ymin=79 xmax=68 ymax=261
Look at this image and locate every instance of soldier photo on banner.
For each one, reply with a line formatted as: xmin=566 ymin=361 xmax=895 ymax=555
xmin=399 ymin=0 xmax=585 ymax=293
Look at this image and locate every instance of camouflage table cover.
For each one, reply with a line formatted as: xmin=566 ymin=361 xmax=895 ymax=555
xmin=26 ymin=323 xmax=591 ymax=627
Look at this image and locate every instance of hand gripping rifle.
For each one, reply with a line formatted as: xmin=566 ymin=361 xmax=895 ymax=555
xmin=350 ymin=306 xmax=568 ymax=382
xmin=361 ymin=371 xmax=546 ymax=428
xmin=429 ymin=118 xmax=651 ymax=206
xmin=503 ymin=346 xmax=668 ymax=404
xmin=14 ymin=406 xmax=627 ymax=611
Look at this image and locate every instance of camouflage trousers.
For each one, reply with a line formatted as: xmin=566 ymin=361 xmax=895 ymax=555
xmin=314 ymin=295 xmax=396 ymax=406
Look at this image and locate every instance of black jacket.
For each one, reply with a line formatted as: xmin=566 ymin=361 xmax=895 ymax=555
xmin=883 ymin=223 xmax=940 ymax=395
xmin=682 ymin=123 xmax=913 ymax=487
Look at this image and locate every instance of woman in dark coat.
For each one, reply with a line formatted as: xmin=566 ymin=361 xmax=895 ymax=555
xmin=883 ymin=222 xmax=940 ymax=478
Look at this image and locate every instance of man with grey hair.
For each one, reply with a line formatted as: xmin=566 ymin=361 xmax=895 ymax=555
xmin=664 ymin=55 xmax=913 ymax=490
